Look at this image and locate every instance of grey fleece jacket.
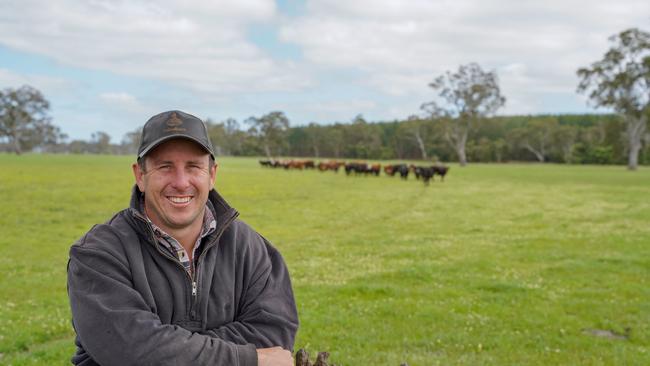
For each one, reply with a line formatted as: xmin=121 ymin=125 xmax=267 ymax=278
xmin=67 ymin=186 xmax=299 ymax=366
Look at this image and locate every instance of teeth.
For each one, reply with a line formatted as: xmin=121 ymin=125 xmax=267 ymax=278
xmin=169 ymin=196 xmax=191 ymax=203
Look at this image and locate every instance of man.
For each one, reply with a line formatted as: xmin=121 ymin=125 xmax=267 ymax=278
xmin=67 ymin=110 xmax=298 ymax=366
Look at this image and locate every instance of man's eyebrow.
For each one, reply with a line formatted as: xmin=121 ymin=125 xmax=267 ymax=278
xmin=150 ymin=159 xmax=173 ymax=166
xmin=187 ymin=159 xmax=207 ymax=165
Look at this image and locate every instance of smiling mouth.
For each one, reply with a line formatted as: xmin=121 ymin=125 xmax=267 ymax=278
xmin=167 ymin=196 xmax=192 ymax=204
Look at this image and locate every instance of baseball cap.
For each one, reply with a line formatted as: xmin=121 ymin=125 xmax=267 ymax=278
xmin=137 ymin=110 xmax=215 ymax=159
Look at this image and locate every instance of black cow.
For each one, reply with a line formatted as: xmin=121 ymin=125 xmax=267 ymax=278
xmin=433 ymin=165 xmax=449 ymax=181
xmin=419 ymin=167 xmax=435 ymax=185
xmin=395 ymin=164 xmax=409 ymax=179
xmin=409 ymin=164 xmax=421 ymax=180
xmin=410 ymin=165 xmax=435 ymax=185
xmin=345 ymin=162 xmax=368 ymax=175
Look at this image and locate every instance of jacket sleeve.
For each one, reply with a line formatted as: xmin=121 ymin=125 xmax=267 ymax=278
xmin=67 ymin=228 xmax=258 ymax=366
xmin=200 ymin=231 xmax=299 ymax=351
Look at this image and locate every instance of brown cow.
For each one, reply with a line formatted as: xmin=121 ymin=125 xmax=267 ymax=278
xmin=384 ymin=165 xmax=396 ymax=176
xmin=369 ymin=163 xmax=381 ymax=176
xmin=318 ymin=161 xmax=344 ymax=172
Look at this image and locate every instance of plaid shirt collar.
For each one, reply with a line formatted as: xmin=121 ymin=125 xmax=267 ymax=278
xmin=140 ymin=197 xmax=217 ymax=275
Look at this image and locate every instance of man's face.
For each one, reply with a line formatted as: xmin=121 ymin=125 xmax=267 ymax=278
xmin=132 ymin=139 xmax=217 ymax=235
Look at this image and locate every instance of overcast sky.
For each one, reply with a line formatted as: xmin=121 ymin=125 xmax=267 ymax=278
xmin=0 ymin=0 xmax=648 ymax=141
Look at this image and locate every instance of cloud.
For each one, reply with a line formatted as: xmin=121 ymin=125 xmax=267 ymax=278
xmin=303 ymin=99 xmax=377 ymax=114
xmin=281 ymin=98 xmax=378 ymax=124
xmin=99 ymin=92 xmax=143 ymax=111
xmin=0 ymin=0 xmax=311 ymax=96
xmin=0 ymin=68 xmax=75 ymax=94
xmin=280 ymin=0 xmax=650 ymax=114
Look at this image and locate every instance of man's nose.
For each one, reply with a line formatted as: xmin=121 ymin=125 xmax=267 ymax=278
xmin=170 ymin=168 xmax=191 ymax=190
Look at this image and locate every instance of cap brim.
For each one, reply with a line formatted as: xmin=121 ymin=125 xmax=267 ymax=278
xmin=138 ymin=134 xmax=214 ymax=159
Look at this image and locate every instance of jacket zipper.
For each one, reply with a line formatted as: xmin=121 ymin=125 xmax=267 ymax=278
xmin=191 ymin=280 xmax=198 ymax=319
xmin=133 ymin=212 xmax=197 ymax=319
xmin=133 ymin=209 xmax=238 ymax=321
xmin=190 ymin=212 xmax=239 ymax=320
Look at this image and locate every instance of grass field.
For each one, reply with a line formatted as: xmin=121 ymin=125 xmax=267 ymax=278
xmin=0 ymin=154 xmax=649 ymax=365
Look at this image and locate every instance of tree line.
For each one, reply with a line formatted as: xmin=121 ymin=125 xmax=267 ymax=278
xmin=1 ymin=28 xmax=648 ymax=169
xmin=3 ymin=108 xmax=644 ymax=167
xmin=204 ymin=112 xmax=646 ymax=166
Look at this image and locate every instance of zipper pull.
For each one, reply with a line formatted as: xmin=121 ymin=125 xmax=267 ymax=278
xmin=192 ymin=281 xmax=197 ymax=297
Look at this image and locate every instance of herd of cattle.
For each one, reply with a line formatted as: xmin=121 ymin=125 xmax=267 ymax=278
xmin=259 ymin=159 xmax=449 ymax=184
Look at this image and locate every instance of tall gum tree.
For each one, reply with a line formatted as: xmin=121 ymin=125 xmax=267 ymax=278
xmin=421 ymin=63 xmax=506 ymax=166
xmin=577 ymin=28 xmax=650 ymax=170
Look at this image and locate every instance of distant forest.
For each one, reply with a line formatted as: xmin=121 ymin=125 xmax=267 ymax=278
xmin=15 ymin=112 xmax=648 ymax=166
xmin=205 ymin=113 xmax=649 ymax=165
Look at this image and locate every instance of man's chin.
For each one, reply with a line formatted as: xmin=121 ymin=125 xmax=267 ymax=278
xmin=165 ymin=218 xmax=196 ymax=230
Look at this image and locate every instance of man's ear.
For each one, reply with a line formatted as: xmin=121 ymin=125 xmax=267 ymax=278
xmin=209 ymin=161 xmax=218 ymax=187
xmin=132 ymin=162 xmax=146 ymax=192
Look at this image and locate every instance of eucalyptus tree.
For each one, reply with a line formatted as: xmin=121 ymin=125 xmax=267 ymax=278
xmin=553 ymin=124 xmax=579 ymax=163
xmin=0 ymin=85 xmax=54 ymax=154
xmin=343 ymin=115 xmax=382 ymax=159
xmin=245 ymin=111 xmax=290 ymax=158
xmin=305 ymin=122 xmax=325 ymax=158
xmin=508 ymin=117 xmax=559 ymax=162
xmin=121 ymin=127 xmax=142 ymax=155
xmin=325 ymin=124 xmax=344 ymax=158
xmin=405 ymin=115 xmax=431 ymax=160
xmin=577 ymin=28 xmax=650 ymax=170
xmin=205 ymin=118 xmax=228 ymax=156
xmin=90 ymin=131 xmax=112 ymax=154
xmin=422 ymin=63 xmax=506 ymax=166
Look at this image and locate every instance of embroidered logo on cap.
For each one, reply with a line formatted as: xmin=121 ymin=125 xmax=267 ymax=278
xmin=164 ymin=112 xmax=186 ymax=132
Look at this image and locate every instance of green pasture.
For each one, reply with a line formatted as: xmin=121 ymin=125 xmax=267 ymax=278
xmin=0 ymin=154 xmax=649 ymax=365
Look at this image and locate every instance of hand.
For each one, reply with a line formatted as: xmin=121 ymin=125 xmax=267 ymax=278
xmin=257 ymin=346 xmax=293 ymax=366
